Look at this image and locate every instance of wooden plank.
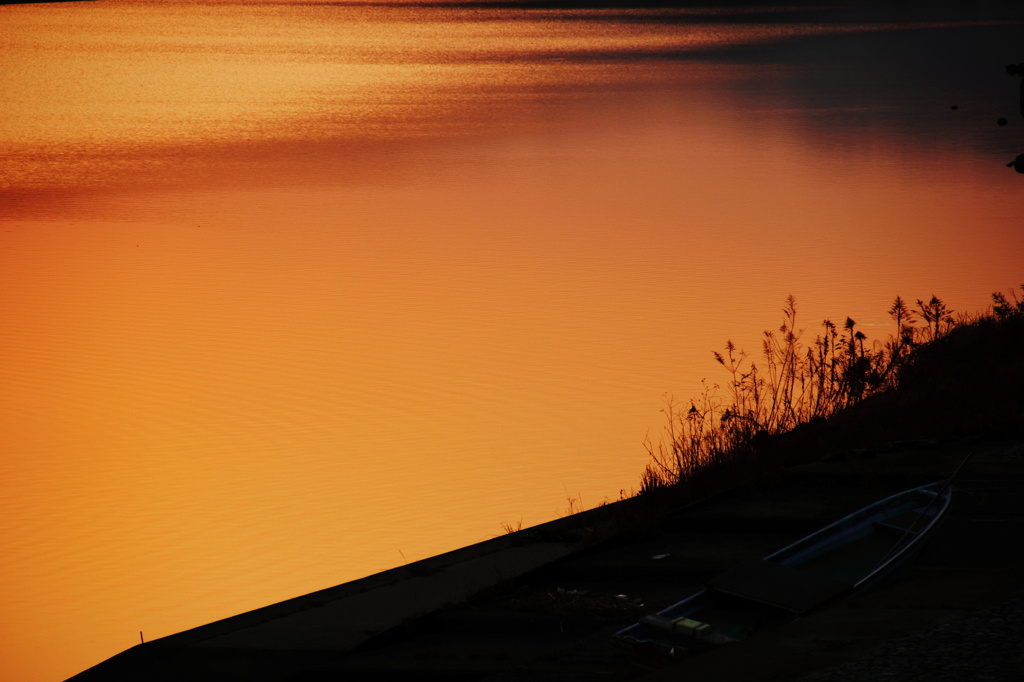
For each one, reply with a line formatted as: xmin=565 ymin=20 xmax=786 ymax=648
xmin=708 ymin=561 xmax=852 ymax=614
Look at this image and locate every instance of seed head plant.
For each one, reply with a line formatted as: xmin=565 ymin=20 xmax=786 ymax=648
xmin=641 ymin=286 xmax=1023 ymax=492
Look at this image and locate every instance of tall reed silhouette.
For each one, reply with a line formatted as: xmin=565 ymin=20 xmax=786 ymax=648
xmin=641 ymin=286 xmax=1023 ymax=492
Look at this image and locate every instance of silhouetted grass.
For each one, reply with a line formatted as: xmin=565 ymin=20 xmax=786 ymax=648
xmin=641 ymin=285 xmax=1024 ymax=493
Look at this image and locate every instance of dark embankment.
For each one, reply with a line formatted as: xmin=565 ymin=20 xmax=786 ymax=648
xmin=637 ymin=290 xmax=1024 ymax=513
xmin=756 ymin=313 xmax=1024 ymax=470
xmin=832 ymin=314 xmax=1024 ymax=440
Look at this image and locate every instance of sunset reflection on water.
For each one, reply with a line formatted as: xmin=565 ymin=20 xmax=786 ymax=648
xmin=1 ymin=2 xmax=1022 ymax=680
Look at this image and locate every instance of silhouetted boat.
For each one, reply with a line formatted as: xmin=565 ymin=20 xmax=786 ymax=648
xmin=616 ymin=481 xmax=953 ymax=658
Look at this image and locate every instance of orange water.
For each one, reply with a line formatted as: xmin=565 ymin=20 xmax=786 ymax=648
xmin=1 ymin=2 xmax=1022 ymax=680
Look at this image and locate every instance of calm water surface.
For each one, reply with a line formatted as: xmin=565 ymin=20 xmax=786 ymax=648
xmin=2 ymin=2 xmax=1022 ymax=679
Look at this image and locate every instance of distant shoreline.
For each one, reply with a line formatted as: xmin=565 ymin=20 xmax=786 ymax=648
xmin=1 ymin=0 xmax=101 ymax=5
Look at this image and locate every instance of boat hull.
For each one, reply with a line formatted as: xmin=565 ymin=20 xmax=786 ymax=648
xmin=616 ymin=482 xmax=953 ymax=657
